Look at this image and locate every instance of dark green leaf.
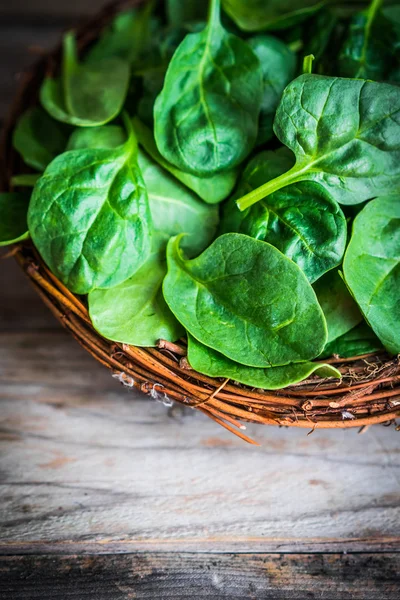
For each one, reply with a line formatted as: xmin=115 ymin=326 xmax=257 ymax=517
xmin=163 ymin=233 xmax=327 ymax=368
xmin=0 ymin=192 xmax=30 ymax=246
xmin=133 ymin=117 xmax=237 ymax=204
xmin=40 ymin=32 xmax=130 ymax=127
xmin=85 ymin=4 xmax=156 ymax=65
xmin=343 ymin=196 xmax=400 ymax=354
xmin=248 ymin=35 xmax=296 ymax=145
xmin=187 ymin=334 xmax=341 ymax=389
xmin=67 ymin=125 xmax=126 ymax=151
xmin=314 ymin=270 xmax=362 ymax=343
xmin=154 ymin=0 xmax=263 ymax=176
xmin=12 ymin=107 xmax=68 ymax=172
xmin=320 ymin=322 xmax=383 ymax=359
xmin=11 ymin=174 xmax=40 ymax=188
xmin=339 ymin=0 xmax=393 ymax=80
xmin=221 ymin=0 xmax=327 ymax=32
xmin=166 ymin=0 xmax=207 ymax=26
xmin=304 ymin=9 xmax=339 ymax=65
xmin=28 ymin=117 xmax=152 ymax=294
xmin=236 ymin=75 xmax=400 ymax=210
xmin=89 ymin=234 xmax=184 ymax=347
xmin=222 ymin=149 xmax=347 ymax=282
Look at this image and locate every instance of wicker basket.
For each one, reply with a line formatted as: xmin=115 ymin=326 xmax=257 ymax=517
xmin=2 ymin=0 xmax=400 ymax=442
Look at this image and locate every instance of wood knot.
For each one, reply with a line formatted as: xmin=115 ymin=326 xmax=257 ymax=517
xmin=302 ymin=400 xmax=313 ymax=411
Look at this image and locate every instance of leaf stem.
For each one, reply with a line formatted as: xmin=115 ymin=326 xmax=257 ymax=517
xmin=236 ymin=164 xmax=308 ymax=211
xmin=303 ymin=54 xmax=315 ymax=74
xmin=208 ymin=0 xmax=221 ymax=26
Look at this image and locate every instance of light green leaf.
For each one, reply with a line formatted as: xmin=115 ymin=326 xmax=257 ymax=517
xmin=320 ymin=322 xmax=383 ymax=359
xmin=40 ymin=32 xmax=130 ymax=127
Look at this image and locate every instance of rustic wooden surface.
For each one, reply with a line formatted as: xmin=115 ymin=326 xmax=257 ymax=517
xmin=1 ymin=1 xmax=400 ymax=597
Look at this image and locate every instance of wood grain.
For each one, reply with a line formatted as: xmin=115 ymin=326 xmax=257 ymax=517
xmin=0 ymin=553 xmax=399 ymax=599
xmin=1 ymin=327 xmax=400 ymax=553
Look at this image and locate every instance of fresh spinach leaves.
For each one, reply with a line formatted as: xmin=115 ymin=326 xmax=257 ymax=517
xmin=248 ymin=36 xmax=296 ymax=145
xmin=163 ymin=233 xmax=327 ymax=368
xmin=41 ymin=32 xmax=130 ymax=127
xmin=13 ymin=107 xmax=68 ymax=172
xmin=222 ymin=149 xmax=347 ymax=282
xmin=187 ymin=334 xmax=341 ymax=390
xmin=154 ymin=0 xmax=263 ymax=176
xmin=134 ymin=117 xmax=237 ymax=204
xmin=28 ymin=116 xmax=152 ymax=294
xmin=237 ymin=75 xmax=400 ymax=210
xmin=343 ymin=196 xmax=400 ymax=355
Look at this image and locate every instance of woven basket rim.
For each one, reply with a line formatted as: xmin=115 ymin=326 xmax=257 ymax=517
xmin=2 ymin=0 xmax=400 ymax=441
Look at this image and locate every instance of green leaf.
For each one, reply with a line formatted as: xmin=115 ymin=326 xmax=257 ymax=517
xmin=314 ymin=270 xmax=362 ymax=343
xmin=343 ymin=196 xmax=400 ymax=355
xmin=304 ymin=9 xmax=338 ymax=66
xmin=248 ymin=35 xmax=296 ymax=145
xmin=236 ymin=75 xmax=400 ymax=210
xmin=338 ymin=0 xmax=393 ymax=80
xmin=221 ymin=0 xmax=327 ymax=32
xmin=133 ymin=117 xmax=237 ymax=204
xmin=320 ymin=322 xmax=383 ymax=359
xmin=89 ymin=234 xmax=184 ymax=347
xmin=187 ymin=334 xmax=341 ymax=389
xmin=163 ymin=233 xmax=327 ymax=368
xmin=85 ymin=4 xmax=156 ymax=65
xmin=67 ymin=125 xmax=126 ymax=151
xmin=40 ymin=32 xmax=130 ymax=127
xmin=221 ymin=149 xmax=347 ymax=283
xmin=154 ymin=0 xmax=263 ymax=176
xmin=137 ymin=151 xmax=219 ymax=258
xmin=166 ymin=0 xmax=207 ymax=26
xmin=28 ymin=116 xmax=152 ymax=295
xmin=0 ymin=192 xmax=30 ymax=246
xmin=12 ymin=107 xmax=68 ymax=172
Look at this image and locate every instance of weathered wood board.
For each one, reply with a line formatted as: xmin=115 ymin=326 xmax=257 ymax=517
xmin=1 ymin=553 xmax=399 ymax=599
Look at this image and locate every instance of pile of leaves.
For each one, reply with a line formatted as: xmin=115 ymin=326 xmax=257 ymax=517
xmin=2 ymin=0 xmax=400 ymax=391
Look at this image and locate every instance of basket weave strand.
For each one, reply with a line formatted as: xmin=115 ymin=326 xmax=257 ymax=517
xmin=1 ymin=0 xmax=400 ymax=440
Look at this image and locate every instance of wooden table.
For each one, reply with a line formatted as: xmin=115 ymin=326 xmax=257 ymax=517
xmin=1 ymin=3 xmax=400 ymax=597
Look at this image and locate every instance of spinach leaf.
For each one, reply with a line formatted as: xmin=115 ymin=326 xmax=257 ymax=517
xmin=89 ymin=234 xmax=184 ymax=347
xmin=314 ymin=270 xmax=362 ymax=343
xmin=0 ymin=192 xmax=30 ymax=246
xmin=154 ymin=0 xmax=263 ymax=176
xmin=86 ymin=4 xmax=156 ymax=65
xmin=163 ymin=233 xmax=327 ymax=367
xmin=28 ymin=116 xmax=152 ymax=295
xmin=338 ymin=0 xmax=393 ymax=80
xmin=236 ymin=75 xmax=400 ymax=210
xmin=221 ymin=0 xmax=327 ymax=32
xmin=248 ymin=36 xmax=296 ymax=145
xmin=188 ymin=334 xmax=341 ymax=389
xmin=12 ymin=107 xmax=68 ymax=172
xmin=343 ymin=196 xmax=400 ymax=355
xmin=40 ymin=32 xmax=130 ymax=127
xmin=321 ymin=322 xmax=383 ymax=359
xmin=304 ymin=9 xmax=339 ymax=67
xmin=138 ymin=151 xmax=219 ymax=257
xmin=133 ymin=117 xmax=237 ymax=204
xmin=221 ymin=149 xmax=347 ymax=283
xmin=67 ymin=125 xmax=126 ymax=151
xmin=166 ymin=0 xmax=207 ymax=26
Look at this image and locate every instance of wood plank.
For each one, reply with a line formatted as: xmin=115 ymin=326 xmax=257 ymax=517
xmin=0 ymin=553 xmax=399 ymax=599
xmin=1 ymin=331 xmax=400 ymax=554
